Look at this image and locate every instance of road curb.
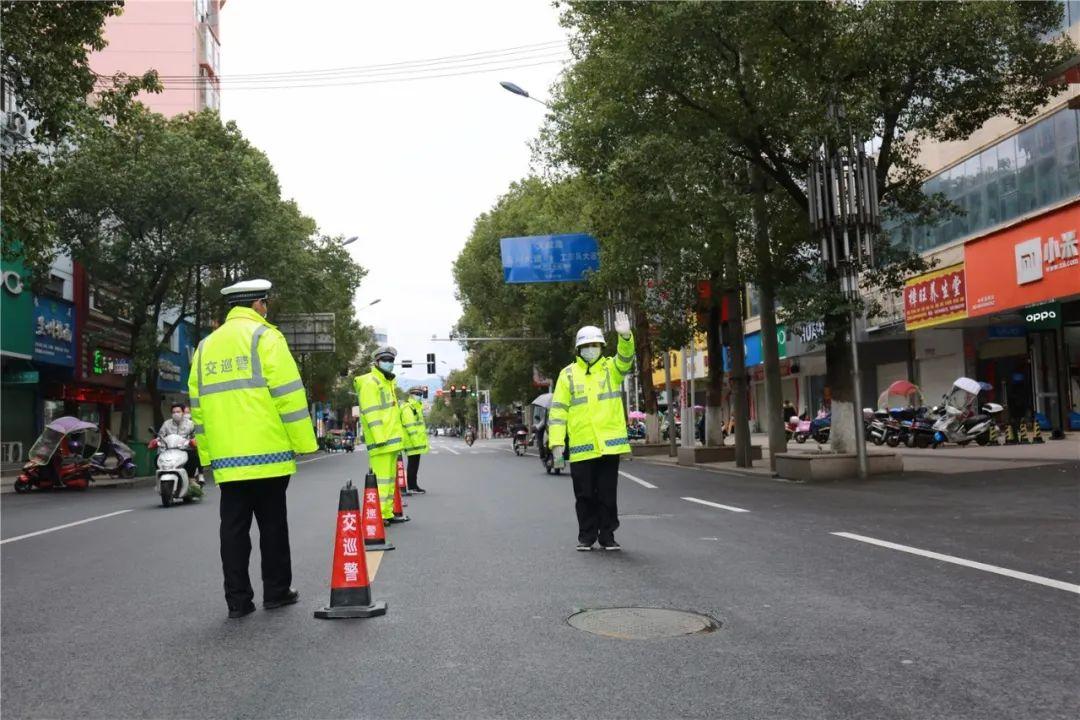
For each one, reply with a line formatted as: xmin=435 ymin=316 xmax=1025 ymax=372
xmin=629 ymin=455 xmax=782 ymax=480
xmin=0 ymin=475 xmax=159 ymax=495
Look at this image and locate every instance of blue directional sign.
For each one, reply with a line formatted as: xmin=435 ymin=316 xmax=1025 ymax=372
xmin=500 ymin=233 xmax=600 ymax=284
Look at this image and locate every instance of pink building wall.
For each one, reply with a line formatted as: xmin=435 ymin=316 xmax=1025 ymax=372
xmin=90 ymin=0 xmax=222 ymax=118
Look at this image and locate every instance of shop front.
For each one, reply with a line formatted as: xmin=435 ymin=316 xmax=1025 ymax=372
xmin=964 ymin=200 xmax=1079 ymax=435
xmin=1 ymin=257 xmax=35 ymax=461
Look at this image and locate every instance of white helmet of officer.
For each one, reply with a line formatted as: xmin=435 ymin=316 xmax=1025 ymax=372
xmin=575 ymin=325 xmax=605 ymax=365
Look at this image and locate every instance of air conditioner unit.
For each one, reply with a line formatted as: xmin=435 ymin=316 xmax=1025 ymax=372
xmin=5 ymin=112 xmax=28 ymax=138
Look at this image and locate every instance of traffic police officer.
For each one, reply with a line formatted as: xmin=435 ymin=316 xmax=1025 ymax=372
xmin=548 ymin=311 xmax=635 ymax=551
xmin=401 ymin=386 xmax=429 ymax=493
xmin=355 ymin=346 xmax=404 ymax=521
xmin=188 ymin=279 xmax=317 ymax=618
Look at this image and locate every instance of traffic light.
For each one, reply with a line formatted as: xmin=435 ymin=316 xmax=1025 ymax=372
xmin=450 ymin=384 xmax=457 ymax=397
xmin=462 ymin=385 xmax=469 ymax=397
xmin=402 ymin=359 xmax=412 ymax=369
xmin=422 ymin=386 xmax=429 ymax=399
xmin=426 ymin=353 xmax=436 ymax=374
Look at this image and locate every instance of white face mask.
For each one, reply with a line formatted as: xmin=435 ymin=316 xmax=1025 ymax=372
xmin=580 ymin=346 xmax=601 ymax=364
xmin=171 ymin=412 xmax=183 ymax=423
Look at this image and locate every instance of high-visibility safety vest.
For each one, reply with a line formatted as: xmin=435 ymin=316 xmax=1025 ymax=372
xmin=548 ymin=333 xmax=636 ymax=463
xmin=401 ymin=396 xmax=430 ymax=456
xmin=188 ymin=306 xmax=317 ymax=483
xmin=355 ymin=368 xmax=404 ymax=456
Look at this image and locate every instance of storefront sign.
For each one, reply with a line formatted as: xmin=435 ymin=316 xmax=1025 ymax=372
xmin=2 ymin=269 xmax=24 ymax=295
xmin=966 ymin=201 xmax=1080 ymax=317
xmin=723 ymin=327 xmax=787 ymax=371
xmin=988 ymin=325 xmax=1026 ymax=339
xmin=2 ymin=370 xmax=39 ymax=384
xmin=93 ymin=349 xmax=131 ymax=376
xmin=1023 ymin=301 xmax=1062 ymax=330
xmin=903 ymin=263 xmax=967 ymax=330
xmin=32 ymin=296 xmax=75 ymax=367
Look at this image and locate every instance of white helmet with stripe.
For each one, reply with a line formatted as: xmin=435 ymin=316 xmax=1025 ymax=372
xmin=574 ymin=325 xmax=606 ymax=348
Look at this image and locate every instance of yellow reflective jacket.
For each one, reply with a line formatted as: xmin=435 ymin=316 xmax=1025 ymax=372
xmin=355 ymin=368 xmax=404 ymax=456
xmin=188 ymin=306 xmax=317 ymax=483
xmin=401 ymin=396 xmax=429 ymax=456
xmin=548 ymin=333 xmax=635 ymax=463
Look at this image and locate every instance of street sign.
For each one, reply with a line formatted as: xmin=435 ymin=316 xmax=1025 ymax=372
xmin=276 ymin=313 xmax=335 ymax=353
xmin=2 ymin=370 xmax=38 ymax=384
xmin=401 ymin=359 xmax=413 ymax=368
xmin=500 ymin=233 xmax=600 ymax=284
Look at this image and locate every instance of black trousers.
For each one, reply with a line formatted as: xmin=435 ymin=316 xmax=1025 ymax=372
xmin=406 ymin=454 xmax=421 ymax=489
xmin=219 ymin=476 xmax=291 ymax=609
xmin=570 ymin=454 xmax=620 ymax=544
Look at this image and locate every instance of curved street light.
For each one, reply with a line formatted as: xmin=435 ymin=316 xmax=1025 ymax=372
xmin=499 ymin=80 xmax=551 ymax=108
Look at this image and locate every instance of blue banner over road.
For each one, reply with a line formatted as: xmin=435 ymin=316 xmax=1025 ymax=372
xmin=500 ymin=233 xmax=600 ymax=284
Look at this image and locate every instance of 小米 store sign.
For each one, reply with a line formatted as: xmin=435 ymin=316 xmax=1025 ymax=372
xmin=903 ymin=262 xmax=967 ymax=330
xmin=965 ymin=200 xmax=1079 ymax=318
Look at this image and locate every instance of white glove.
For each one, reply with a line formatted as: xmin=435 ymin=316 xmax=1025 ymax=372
xmin=614 ymin=310 xmax=632 ymax=339
xmin=552 ymin=447 xmax=565 ymax=468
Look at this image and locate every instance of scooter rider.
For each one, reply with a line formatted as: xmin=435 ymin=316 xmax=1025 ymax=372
xmin=548 ymin=311 xmax=635 ymax=551
xmin=159 ymin=403 xmax=201 ymax=484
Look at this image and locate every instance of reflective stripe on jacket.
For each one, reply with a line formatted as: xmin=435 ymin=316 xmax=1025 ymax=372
xmin=548 ymin=333 xmax=635 ymax=463
xmin=355 ymin=368 xmax=404 ymax=456
xmin=187 ymin=306 xmax=317 ymax=483
xmin=401 ymin=397 xmax=430 ymax=456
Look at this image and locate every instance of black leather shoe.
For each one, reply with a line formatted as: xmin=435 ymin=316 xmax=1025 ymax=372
xmin=410 ymin=486 xmax=426 ymax=494
xmin=264 ymin=588 xmax=299 ymax=609
xmin=228 ymin=602 xmax=256 ymax=619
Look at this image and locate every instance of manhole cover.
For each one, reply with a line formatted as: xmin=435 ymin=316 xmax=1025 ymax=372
xmin=567 ymin=607 xmax=719 ymax=639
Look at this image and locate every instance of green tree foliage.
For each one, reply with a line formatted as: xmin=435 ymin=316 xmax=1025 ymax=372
xmin=46 ymin=101 xmax=370 ymax=436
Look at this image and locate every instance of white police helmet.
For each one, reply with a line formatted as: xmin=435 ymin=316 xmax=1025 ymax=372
xmin=574 ymin=325 xmax=606 ymax=348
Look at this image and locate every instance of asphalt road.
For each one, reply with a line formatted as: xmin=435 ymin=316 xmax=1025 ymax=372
xmin=2 ymin=439 xmax=1078 ymax=719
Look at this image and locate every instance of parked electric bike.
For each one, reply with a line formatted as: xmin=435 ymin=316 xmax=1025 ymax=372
xmin=930 ymin=377 xmax=1003 ymax=447
xmin=90 ymin=429 xmax=137 ymax=479
xmin=14 ymin=417 xmax=100 ymax=493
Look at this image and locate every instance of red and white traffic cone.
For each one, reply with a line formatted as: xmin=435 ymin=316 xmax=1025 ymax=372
xmin=314 ymin=480 xmax=387 ymax=619
xmin=361 ymin=469 xmax=394 ymax=551
xmin=391 ymin=471 xmax=410 ymax=524
xmin=397 ymin=454 xmax=410 ymax=497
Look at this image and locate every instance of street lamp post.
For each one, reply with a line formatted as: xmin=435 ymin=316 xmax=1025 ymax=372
xmin=807 ymin=107 xmax=881 ymax=480
xmin=499 ymin=81 xmax=552 ymax=108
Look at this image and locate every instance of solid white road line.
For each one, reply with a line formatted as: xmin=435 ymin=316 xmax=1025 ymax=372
xmin=1 ymin=509 xmax=134 ymax=546
xmin=682 ymin=497 xmax=750 ymax=513
xmin=618 ymin=471 xmax=657 ymax=489
xmin=831 ymin=531 xmax=1080 ymax=595
xmin=445 ymin=447 xmax=460 ymax=455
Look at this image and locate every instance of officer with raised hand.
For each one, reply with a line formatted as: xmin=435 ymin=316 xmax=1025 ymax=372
xmin=188 ymin=279 xmax=317 ymax=619
xmin=355 ymin=346 xmax=405 ymax=521
xmin=548 ymin=311 xmax=635 ymax=551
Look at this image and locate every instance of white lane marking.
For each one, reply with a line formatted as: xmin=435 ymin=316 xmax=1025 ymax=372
xmin=682 ymin=497 xmax=750 ymax=513
xmin=618 ymin=471 xmax=657 ymax=489
xmin=429 ymin=451 xmax=439 ymax=455
xmin=445 ymin=447 xmax=460 ymax=455
xmin=831 ymin=532 xmax=1080 ymax=595
xmin=1 ymin=509 xmax=134 ymax=546
xmin=297 ymin=454 xmax=333 ymax=465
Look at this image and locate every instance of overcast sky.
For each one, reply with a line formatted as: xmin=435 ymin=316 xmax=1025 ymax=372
xmin=220 ymin=0 xmax=570 ymax=375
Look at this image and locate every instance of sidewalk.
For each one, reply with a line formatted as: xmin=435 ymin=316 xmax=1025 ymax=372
xmin=629 ymin=432 xmax=1080 ymax=478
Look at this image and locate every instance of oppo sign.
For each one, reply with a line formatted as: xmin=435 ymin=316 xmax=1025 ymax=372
xmin=1024 ymin=302 xmax=1062 ymax=330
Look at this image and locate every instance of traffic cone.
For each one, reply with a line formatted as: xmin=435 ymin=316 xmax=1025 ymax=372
xmin=988 ymin=422 xmax=998 ymax=445
xmin=1032 ymin=420 xmax=1044 ymax=444
xmin=390 ymin=471 xmax=410 ymax=524
xmin=314 ymin=480 xmax=388 ymax=619
xmin=397 ymin=454 xmax=411 ymax=497
xmin=1005 ymin=423 xmax=1018 ymax=445
xmin=1019 ymin=420 xmax=1029 ymax=444
xmin=361 ymin=469 xmax=394 ymax=551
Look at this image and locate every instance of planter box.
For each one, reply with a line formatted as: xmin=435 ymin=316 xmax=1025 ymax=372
xmin=631 ymin=443 xmax=675 ymax=457
xmin=773 ymin=451 xmax=903 ymax=482
xmin=677 ymin=445 xmax=763 ymax=466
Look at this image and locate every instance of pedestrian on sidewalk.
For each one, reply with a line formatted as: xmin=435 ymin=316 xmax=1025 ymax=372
xmin=401 ymin=386 xmax=429 ymax=493
xmin=188 ymin=279 xmax=318 ymax=619
xmin=548 ymin=312 xmax=635 ymax=551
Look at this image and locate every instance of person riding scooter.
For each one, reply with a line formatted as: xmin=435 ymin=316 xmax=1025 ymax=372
xmin=159 ymin=403 xmax=201 ymax=485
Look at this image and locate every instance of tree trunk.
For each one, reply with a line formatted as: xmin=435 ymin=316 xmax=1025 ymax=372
xmin=723 ymin=240 xmax=752 ymax=467
xmin=705 ymin=273 xmax=726 ymax=447
xmin=751 ymin=164 xmax=787 ymax=469
xmin=148 ymin=363 xmax=163 ymax=430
